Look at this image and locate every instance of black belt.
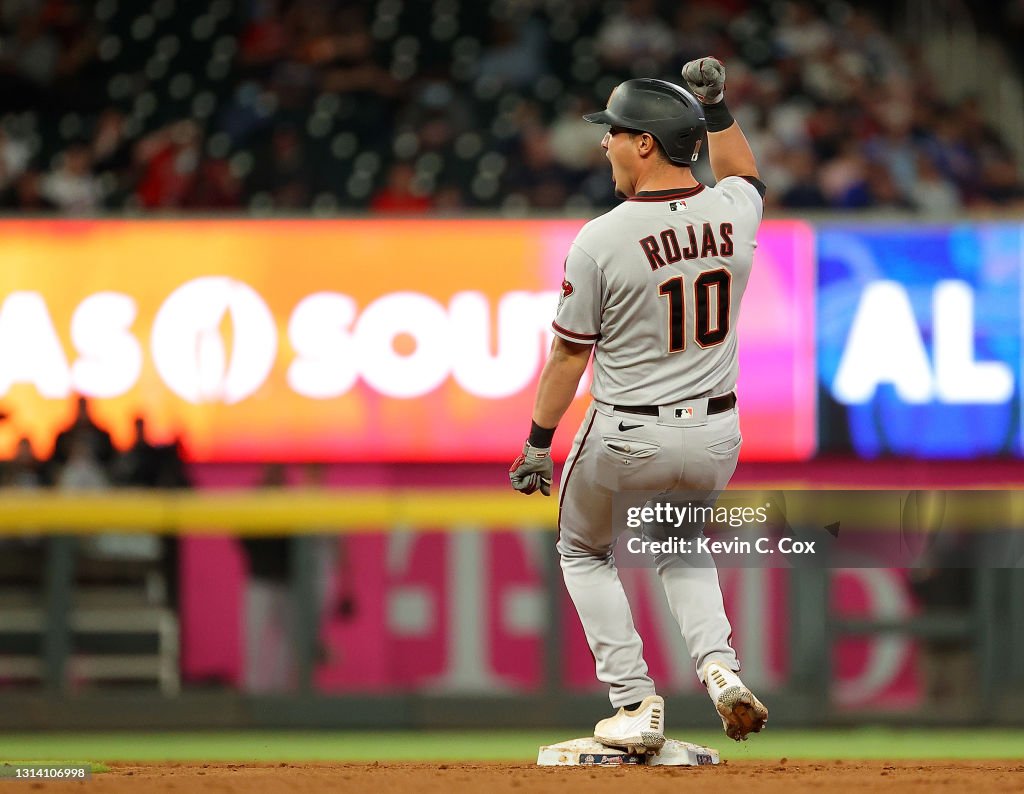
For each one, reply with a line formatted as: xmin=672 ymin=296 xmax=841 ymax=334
xmin=614 ymin=392 xmax=736 ymax=417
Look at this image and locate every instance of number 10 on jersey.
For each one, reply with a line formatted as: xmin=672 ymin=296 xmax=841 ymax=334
xmin=658 ymin=269 xmax=732 ymax=352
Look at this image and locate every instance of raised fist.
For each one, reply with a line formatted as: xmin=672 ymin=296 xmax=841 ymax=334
xmin=681 ymin=57 xmax=726 ymax=105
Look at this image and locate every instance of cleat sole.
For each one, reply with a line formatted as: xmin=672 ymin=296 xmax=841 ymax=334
xmin=716 ymin=685 xmax=768 ymax=742
xmin=595 ymin=731 xmax=666 ymax=756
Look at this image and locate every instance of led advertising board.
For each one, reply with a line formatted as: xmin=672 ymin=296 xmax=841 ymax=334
xmin=0 ymin=219 xmax=815 ymax=462
xmin=818 ymin=225 xmax=1021 ymax=457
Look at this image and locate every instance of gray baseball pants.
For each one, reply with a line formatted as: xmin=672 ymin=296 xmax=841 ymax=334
xmin=556 ymin=398 xmax=742 ymax=708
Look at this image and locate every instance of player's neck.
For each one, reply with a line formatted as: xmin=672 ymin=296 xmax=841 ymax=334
xmin=633 ymin=165 xmax=699 ymax=194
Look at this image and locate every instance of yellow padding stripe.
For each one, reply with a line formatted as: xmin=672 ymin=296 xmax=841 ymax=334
xmin=0 ymin=489 xmax=558 ymax=536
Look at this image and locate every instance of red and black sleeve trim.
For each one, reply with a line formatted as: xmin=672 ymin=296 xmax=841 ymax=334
xmin=739 ymin=176 xmax=767 ymax=198
xmin=552 ymin=321 xmax=600 ymax=342
xmin=629 ymin=184 xmax=706 ymax=202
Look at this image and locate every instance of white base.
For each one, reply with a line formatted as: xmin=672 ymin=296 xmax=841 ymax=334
xmin=537 ymin=737 xmax=719 ymax=767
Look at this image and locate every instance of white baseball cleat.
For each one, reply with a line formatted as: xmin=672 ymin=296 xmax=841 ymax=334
xmin=703 ymin=662 xmax=768 ymax=741
xmin=593 ymin=694 xmax=666 ymax=755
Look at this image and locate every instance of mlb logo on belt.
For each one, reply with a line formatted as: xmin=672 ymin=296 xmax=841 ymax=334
xmin=675 ymin=407 xmax=694 ymax=418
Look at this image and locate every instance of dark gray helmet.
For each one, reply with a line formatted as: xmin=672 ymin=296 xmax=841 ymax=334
xmin=583 ymin=78 xmax=707 ymax=166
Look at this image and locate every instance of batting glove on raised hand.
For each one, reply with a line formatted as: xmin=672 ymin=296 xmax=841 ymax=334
xmin=509 ymin=442 xmax=552 ymax=496
xmin=682 ymin=56 xmax=726 ymax=104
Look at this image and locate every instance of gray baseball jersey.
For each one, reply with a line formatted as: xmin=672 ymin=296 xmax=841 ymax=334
xmin=553 ymin=177 xmax=765 ymax=710
xmin=552 ymin=177 xmax=763 ymax=405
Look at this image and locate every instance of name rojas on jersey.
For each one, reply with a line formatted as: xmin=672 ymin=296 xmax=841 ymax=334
xmin=551 ymin=177 xmax=763 ymax=406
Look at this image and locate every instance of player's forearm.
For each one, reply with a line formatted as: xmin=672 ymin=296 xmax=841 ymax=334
xmin=532 ymin=339 xmax=591 ymax=431
xmin=707 ymin=121 xmax=759 ymax=181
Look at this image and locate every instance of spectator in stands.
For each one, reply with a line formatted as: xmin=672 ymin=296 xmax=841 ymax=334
xmin=477 ymin=12 xmax=548 ymax=89
xmin=909 ymin=154 xmax=962 ymax=215
xmin=90 ymin=109 xmax=135 ymax=205
xmin=779 ymin=148 xmax=829 ymax=209
xmin=547 ymin=95 xmax=606 ymax=176
xmin=977 ymin=155 xmax=1024 ymax=208
xmin=5 ymin=2 xmax=60 ymax=88
xmin=181 ymin=156 xmax=242 ymax=210
xmin=956 ymin=97 xmax=1007 ymax=159
xmin=237 ymin=0 xmax=288 ymax=68
xmin=134 ymin=118 xmax=239 ymax=212
xmin=0 ymin=435 xmax=47 ymax=587
xmin=432 ymin=183 xmax=467 ymax=212
xmin=0 ymin=0 xmax=101 ymax=113
xmin=0 ymin=170 xmax=57 ymax=211
xmin=299 ymin=462 xmax=348 ymax=665
xmin=0 ymin=0 xmax=1020 ymax=214
xmin=805 ymin=103 xmax=847 ymax=162
xmin=671 ymin=3 xmax=730 ymax=66
xmin=50 ymin=396 xmax=115 ymax=478
xmin=926 ymin=116 xmax=980 ymax=196
xmin=596 ymin=0 xmax=675 ymax=74
xmin=248 ymin=124 xmax=314 ymax=209
xmin=398 ymin=69 xmax=476 ymax=148
xmin=154 ymin=437 xmax=190 ymax=490
xmin=861 ymin=167 xmax=913 ymax=211
xmin=60 ymin=430 xmax=162 ymax=575
xmin=507 ymin=126 xmax=573 ymax=210
xmin=774 ymin=0 xmax=834 ymax=58
xmin=0 ymin=437 xmax=46 ymax=489
xmin=909 ymin=560 xmax=975 ymax=708
xmin=134 ymin=121 xmax=205 ymax=210
xmin=112 ymin=416 xmax=162 ymax=488
xmin=240 ymin=461 xmax=348 ymax=688
xmin=318 ymin=4 xmax=399 ymax=99
xmin=819 ymin=139 xmax=870 ymax=208
xmin=866 ymin=109 xmax=922 ymax=199
xmin=58 ymin=432 xmax=109 ymax=492
xmin=371 ymin=161 xmax=432 ymax=214
xmin=91 ymin=109 xmax=130 ymax=170
xmin=0 ymin=128 xmax=31 ymax=193
xmin=41 ymin=144 xmax=101 ymax=212
xmin=241 ymin=464 xmax=295 ymax=692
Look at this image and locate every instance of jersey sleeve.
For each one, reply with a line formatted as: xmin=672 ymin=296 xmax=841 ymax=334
xmin=552 ymin=244 xmax=603 ymax=344
xmin=717 ymin=175 xmax=765 ymax=224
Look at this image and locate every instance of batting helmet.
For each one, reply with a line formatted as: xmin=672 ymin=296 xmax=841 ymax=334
xmin=583 ymin=79 xmax=706 ymax=166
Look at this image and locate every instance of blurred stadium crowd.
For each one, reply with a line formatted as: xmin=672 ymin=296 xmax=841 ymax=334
xmin=0 ymin=398 xmax=328 ymax=692
xmin=0 ymin=398 xmax=188 ymax=566
xmin=0 ymin=398 xmax=186 ymax=632
xmin=0 ymin=398 xmax=187 ymax=493
xmin=1 ymin=0 xmax=1022 ymax=215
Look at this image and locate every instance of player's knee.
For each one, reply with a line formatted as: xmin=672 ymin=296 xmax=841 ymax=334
xmin=557 ymin=533 xmax=613 ymax=561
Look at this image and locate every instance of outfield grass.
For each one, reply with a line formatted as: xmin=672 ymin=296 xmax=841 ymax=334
xmin=0 ymin=730 xmax=1022 ymax=763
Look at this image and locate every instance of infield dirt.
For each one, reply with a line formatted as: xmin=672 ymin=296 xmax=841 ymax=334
xmin=10 ymin=760 xmax=1022 ymax=792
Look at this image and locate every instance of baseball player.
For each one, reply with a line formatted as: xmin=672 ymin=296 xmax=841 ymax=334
xmin=509 ymin=57 xmax=768 ymax=753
